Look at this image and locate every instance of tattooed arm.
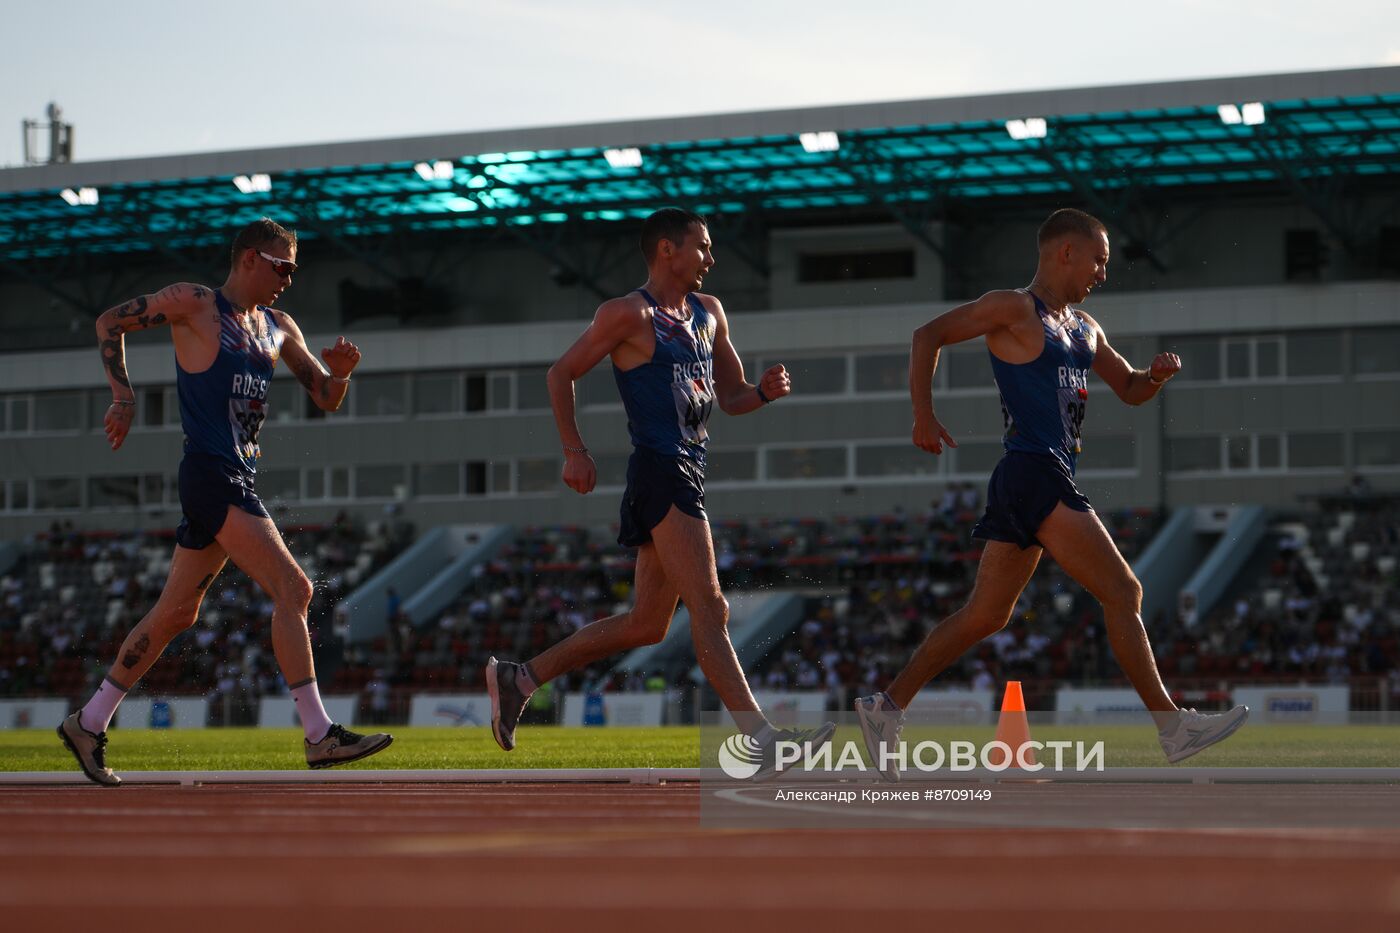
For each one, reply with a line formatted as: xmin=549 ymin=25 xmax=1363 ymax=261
xmin=96 ymin=283 xmax=211 ymax=450
xmin=273 ymin=310 xmax=360 ymax=412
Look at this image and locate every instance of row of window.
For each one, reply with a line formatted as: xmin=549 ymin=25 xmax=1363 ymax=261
xmin=4 ymin=326 xmax=1396 ymax=435
xmin=0 ymin=437 xmax=1143 ymax=513
xmin=1165 ymin=430 xmax=1400 ymax=475
xmin=10 ymin=430 xmax=1397 ymax=514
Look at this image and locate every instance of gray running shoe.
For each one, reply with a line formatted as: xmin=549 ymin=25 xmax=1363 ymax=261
xmin=305 ymin=723 xmax=393 ymax=769
xmin=57 ymin=711 xmax=121 ymax=787
xmin=1158 ymin=706 xmax=1250 ymax=764
xmin=854 ymin=692 xmax=907 ymax=783
xmin=753 ymin=721 xmax=837 ymax=782
xmin=486 ymin=656 xmax=529 ymax=752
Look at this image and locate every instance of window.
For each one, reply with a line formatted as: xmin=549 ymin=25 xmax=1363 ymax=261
xmin=353 ymin=374 xmax=407 ymax=418
xmin=35 ymin=477 xmax=82 ymax=510
xmin=1166 ymin=336 xmax=1220 ymax=382
xmin=1286 ymin=331 xmax=1343 ymax=377
xmin=517 ymin=458 xmax=558 ymax=493
xmin=357 ymin=465 xmax=405 ymax=499
xmin=1258 ymin=434 xmax=1283 ymax=470
xmin=1353 ymin=327 xmax=1400 ymax=376
xmin=257 ymin=470 xmax=300 ymax=501
xmin=766 ymin=446 xmax=846 ymax=481
xmin=1289 ymin=432 xmax=1344 ymax=469
xmin=797 ymin=249 xmax=914 ymax=283
xmin=466 ymin=461 xmax=488 ymax=496
xmin=1222 ymin=336 xmax=1282 ymax=381
xmin=953 ymin=441 xmax=1002 ymax=475
xmin=576 ymin=366 xmax=617 ymax=408
xmin=1225 ymin=435 xmax=1251 ymax=472
xmin=593 ymin=454 xmax=630 ymax=488
xmin=413 ymin=372 xmax=462 ymax=415
xmin=34 ymin=391 xmax=86 ymax=432
xmin=1167 ymin=436 xmax=1220 ymax=473
xmin=414 ymin=463 xmax=460 ymax=497
xmin=515 ymin=366 xmax=552 ymax=410
xmin=491 ymin=462 xmax=512 ymax=494
xmin=141 ymin=386 xmax=165 ymax=427
xmin=465 ymin=371 xmax=514 ymax=412
xmin=1082 ymin=435 xmax=1136 ymax=470
xmin=856 ymin=443 xmax=940 ymax=478
xmin=855 ymin=353 xmax=909 ymax=393
xmin=4 ymin=396 xmax=30 ymax=432
xmin=88 ymin=476 xmax=140 ymax=508
xmin=465 ymin=374 xmax=488 ymax=412
xmin=1285 ymin=228 xmax=1326 ymax=281
xmin=490 ymin=374 xmax=513 ymax=411
xmin=944 ymin=347 xmax=992 ymax=390
xmin=330 ymin=467 xmax=350 ymax=499
xmin=1256 ymin=338 xmax=1281 ymax=379
xmin=706 ymin=449 xmax=757 ymax=483
xmin=88 ymin=390 xmax=113 ymax=431
xmin=6 ymin=480 xmax=30 ymax=511
xmin=1225 ymin=340 xmax=1251 ymax=381
xmin=305 ymin=467 xmax=351 ymax=500
xmin=761 ymin=356 xmax=847 ymax=396
xmin=267 ymin=379 xmax=301 ymax=423
xmin=1355 ymin=430 xmax=1400 ymax=468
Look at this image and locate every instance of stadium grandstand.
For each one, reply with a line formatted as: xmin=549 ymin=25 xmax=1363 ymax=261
xmin=2 ymin=64 xmax=1399 ymax=732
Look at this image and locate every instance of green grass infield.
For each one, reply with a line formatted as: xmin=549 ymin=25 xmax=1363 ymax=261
xmin=3 ymin=723 xmax=1398 ymax=773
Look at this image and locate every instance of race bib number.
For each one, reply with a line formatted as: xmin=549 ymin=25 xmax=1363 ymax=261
xmin=229 ymin=397 xmax=267 ymax=462
xmin=1060 ymin=386 xmax=1087 ymax=454
xmin=672 ymin=376 xmax=714 ymax=447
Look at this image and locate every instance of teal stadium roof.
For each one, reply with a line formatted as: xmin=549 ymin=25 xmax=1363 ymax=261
xmin=1 ymin=66 xmax=1398 ymax=263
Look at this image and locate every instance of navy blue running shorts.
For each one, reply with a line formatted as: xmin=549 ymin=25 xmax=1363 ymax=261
xmin=971 ymin=451 xmax=1092 ymax=550
xmin=175 ymin=453 xmax=269 ymax=550
xmin=618 ymin=448 xmax=707 ymax=547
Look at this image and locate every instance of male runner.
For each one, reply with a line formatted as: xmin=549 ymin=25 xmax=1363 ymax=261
xmin=854 ymin=209 xmax=1249 ymax=780
xmin=58 ymin=218 xmax=392 ymax=785
xmin=487 ymin=208 xmax=833 ymax=768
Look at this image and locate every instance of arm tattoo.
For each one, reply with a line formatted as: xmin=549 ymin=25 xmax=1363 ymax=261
xmin=103 ymin=295 xmax=169 ymax=334
xmin=285 ymin=354 xmax=320 ymax=394
xmin=100 ymin=328 xmax=132 ymax=391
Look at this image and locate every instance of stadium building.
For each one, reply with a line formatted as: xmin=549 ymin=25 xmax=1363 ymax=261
xmin=1 ymin=66 xmax=1398 ymax=723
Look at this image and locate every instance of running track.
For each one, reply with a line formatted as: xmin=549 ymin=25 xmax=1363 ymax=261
xmin=2 ymin=783 xmax=1398 ymax=932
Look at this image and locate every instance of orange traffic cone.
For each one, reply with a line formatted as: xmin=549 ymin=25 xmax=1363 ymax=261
xmin=988 ymin=681 xmax=1037 ymax=769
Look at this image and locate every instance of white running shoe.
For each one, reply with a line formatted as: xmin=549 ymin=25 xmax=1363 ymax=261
xmin=752 ymin=722 xmax=838 ymax=782
xmin=1158 ymin=706 xmax=1250 ymax=764
xmin=854 ymin=693 xmax=906 ymax=783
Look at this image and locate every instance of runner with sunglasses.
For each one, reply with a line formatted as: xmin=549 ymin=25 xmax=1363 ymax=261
xmin=57 ymin=218 xmax=393 ymax=785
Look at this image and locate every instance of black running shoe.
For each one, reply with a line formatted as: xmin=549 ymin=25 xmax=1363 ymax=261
xmin=57 ymin=711 xmax=121 ymax=787
xmin=305 ymin=723 xmax=393 ymax=769
xmin=486 ymin=656 xmax=530 ymax=752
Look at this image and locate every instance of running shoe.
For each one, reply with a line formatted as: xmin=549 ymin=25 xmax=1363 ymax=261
xmin=1158 ymin=705 xmax=1250 ymax=764
xmin=486 ymin=656 xmax=530 ymax=752
xmin=752 ymin=721 xmax=838 ymax=782
xmin=57 ymin=711 xmax=121 ymax=787
xmin=854 ymin=692 xmax=907 ymax=783
xmin=305 ymin=723 xmax=393 ymax=769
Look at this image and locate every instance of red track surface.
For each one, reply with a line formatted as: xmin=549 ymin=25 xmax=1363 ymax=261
xmin=2 ymin=783 xmax=1398 ymax=932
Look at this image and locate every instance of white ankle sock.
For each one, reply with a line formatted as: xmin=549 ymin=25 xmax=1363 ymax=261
xmin=80 ymin=677 xmax=128 ymax=734
xmin=290 ymin=679 xmax=334 ymax=743
xmin=514 ymin=663 xmax=538 ymax=697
